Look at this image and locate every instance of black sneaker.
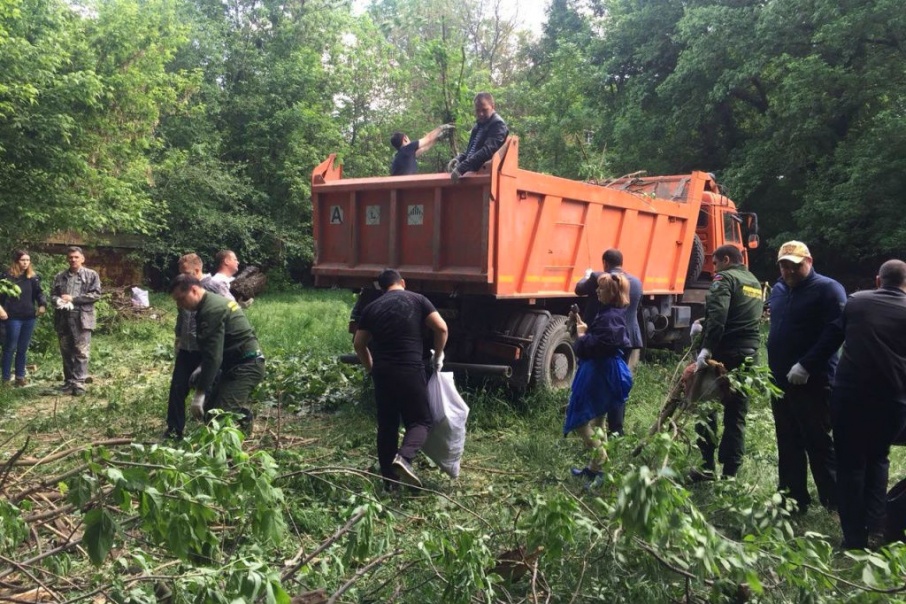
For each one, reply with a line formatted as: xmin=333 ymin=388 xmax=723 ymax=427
xmin=392 ymin=455 xmax=422 ymax=488
xmin=688 ymin=468 xmax=716 ymax=483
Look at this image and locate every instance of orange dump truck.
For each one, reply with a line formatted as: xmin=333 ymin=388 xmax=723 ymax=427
xmin=311 ymin=137 xmax=759 ymax=388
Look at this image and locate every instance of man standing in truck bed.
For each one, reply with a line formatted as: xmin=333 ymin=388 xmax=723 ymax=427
xmin=693 ymin=244 xmax=763 ymax=481
xmin=390 ymin=124 xmax=455 ymax=176
xmin=449 ymin=92 xmax=508 ymax=183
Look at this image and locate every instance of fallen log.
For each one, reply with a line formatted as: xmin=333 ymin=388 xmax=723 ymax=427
xmin=230 ymin=266 xmax=267 ymax=301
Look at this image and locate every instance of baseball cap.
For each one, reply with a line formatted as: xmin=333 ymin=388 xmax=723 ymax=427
xmin=777 ymin=241 xmax=811 ymax=264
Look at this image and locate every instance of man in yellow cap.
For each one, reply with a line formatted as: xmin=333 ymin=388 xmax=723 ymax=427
xmin=766 ymin=241 xmax=846 ymax=514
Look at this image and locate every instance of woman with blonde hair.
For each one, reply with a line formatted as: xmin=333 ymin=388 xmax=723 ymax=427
xmin=0 ymin=250 xmax=47 ymax=386
xmin=564 ymin=272 xmax=634 ymax=479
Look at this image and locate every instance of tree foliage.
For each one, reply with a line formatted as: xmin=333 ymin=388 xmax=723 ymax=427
xmin=0 ymin=0 xmax=903 ymax=278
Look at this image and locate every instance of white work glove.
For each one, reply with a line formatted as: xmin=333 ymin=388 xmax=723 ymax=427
xmin=188 ymin=366 xmax=202 ymax=386
xmin=55 ymin=299 xmax=75 ymax=310
xmin=695 ymin=348 xmax=712 ymax=371
xmin=450 ymin=170 xmax=461 ymax=184
xmin=446 ymin=158 xmax=459 ymax=173
xmin=584 ymin=268 xmax=594 ymax=279
xmin=432 ymin=350 xmax=444 ymax=372
xmin=190 ymin=392 xmax=206 ymax=419
xmin=690 ymin=320 xmax=703 ymax=338
xmin=439 ymin=123 xmax=455 ymax=139
xmin=786 ymin=362 xmax=810 ymax=386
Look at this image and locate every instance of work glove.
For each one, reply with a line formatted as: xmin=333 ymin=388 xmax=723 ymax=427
xmin=786 ymin=362 xmax=810 ymax=386
xmin=439 ymin=123 xmax=455 ymax=139
xmin=450 ymin=170 xmax=461 ymax=184
xmin=190 ymin=392 xmax=206 ymax=420
xmin=690 ymin=320 xmax=703 ymax=338
xmin=432 ymin=350 xmax=445 ymax=372
xmin=695 ymin=348 xmax=712 ymax=371
xmin=446 ymin=158 xmax=459 ymax=173
xmin=55 ymin=299 xmax=74 ymax=310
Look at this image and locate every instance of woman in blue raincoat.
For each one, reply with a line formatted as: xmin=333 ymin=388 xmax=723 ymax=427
xmin=564 ymin=272 xmax=633 ymax=478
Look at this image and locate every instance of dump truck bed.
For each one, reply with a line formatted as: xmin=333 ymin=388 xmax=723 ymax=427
xmin=311 ymin=138 xmax=709 ymax=298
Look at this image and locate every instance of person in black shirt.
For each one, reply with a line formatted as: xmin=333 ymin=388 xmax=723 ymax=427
xmin=831 ymin=259 xmax=906 ymax=549
xmin=354 ymin=269 xmax=448 ymax=489
xmin=0 ymin=250 xmax=47 ymax=387
xmin=389 ymin=124 xmax=454 ymax=176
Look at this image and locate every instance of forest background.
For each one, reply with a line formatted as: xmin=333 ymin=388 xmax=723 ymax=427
xmin=1 ymin=0 xmax=904 ymax=284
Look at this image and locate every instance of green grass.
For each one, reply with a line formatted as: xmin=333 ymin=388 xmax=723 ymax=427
xmin=2 ymin=289 xmax=906 ymax=602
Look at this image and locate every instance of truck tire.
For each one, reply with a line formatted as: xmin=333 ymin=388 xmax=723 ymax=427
xmin=531 ymin=315 xmax=577 ymax=390
xmin=686 ymin=234 xmax=705 ymax=284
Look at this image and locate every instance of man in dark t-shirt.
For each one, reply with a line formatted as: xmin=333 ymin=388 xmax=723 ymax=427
xmin=354 ymin=269 xmax=448 ymax=488
xmin=389 ymin=124 xmax=454 ymax=176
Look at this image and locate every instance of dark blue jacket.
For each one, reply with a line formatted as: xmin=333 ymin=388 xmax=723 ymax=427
xmin=574 ymin=306 xmax=630 ymax=360
xmin=767 ymin=270 xmax=846 ymax=390
xmin=574 ymin=269 xmax=643 ymax=348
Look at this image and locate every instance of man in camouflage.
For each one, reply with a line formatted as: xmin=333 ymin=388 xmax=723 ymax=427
xmin=51 ymin=247 xmax=102 ymax=396
xmin=169 ymin=274 xmax=264 ymax=432
xmin=692 ymin=244 xmax=763 ymax=480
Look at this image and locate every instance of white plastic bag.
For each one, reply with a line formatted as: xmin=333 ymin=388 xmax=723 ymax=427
xmin=421 ymin=372 xmax=470 ymax=478
xmin=130 ymin=286 xmax=150 ymax=308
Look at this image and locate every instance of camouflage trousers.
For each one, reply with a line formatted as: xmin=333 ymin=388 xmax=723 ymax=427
xmin=57 ymin=318 xmax=92 ymax=389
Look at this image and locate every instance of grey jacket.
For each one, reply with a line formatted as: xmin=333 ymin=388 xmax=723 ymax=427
xmin=51 ymin=267 xmax=102 ymax=331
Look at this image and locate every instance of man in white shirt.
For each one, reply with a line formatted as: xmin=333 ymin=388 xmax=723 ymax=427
xmin=208 ymin=249 xmax=239 ymax=302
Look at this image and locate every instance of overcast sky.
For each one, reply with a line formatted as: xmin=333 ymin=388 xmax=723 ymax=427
xmin=352 ymin=1 xmax=550 ymax=36
xmin=498 ymin=0 xmax=549 ymax=35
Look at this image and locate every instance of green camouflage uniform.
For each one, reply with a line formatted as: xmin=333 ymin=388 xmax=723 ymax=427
xmin=698 ymin=263 xmax=763 ymax=476
xmin=195 ymin=292 xmax=264 ymax=429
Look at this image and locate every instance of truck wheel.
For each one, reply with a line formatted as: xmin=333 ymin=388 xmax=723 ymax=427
xmin=686 ymin=234 xmax=705 ymax=284
xmin=531 ymin=315 xmax=577 ymax=390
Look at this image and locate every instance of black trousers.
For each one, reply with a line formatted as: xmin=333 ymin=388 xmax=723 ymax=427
xmin=696 ymin=350 xmax=754 ymax=475
xmin=167 ymin=349 xmax=203 ymax=437
xmin=832 ymin=391 xmax=906 ymax=549
xmin=371 ymin=365 xmax=433 ymax=481
xmin=771 ymin=383 xmax=837 ymax=510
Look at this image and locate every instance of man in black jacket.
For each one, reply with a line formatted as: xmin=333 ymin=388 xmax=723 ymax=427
xmin=448 ymin=93 xmax=508 ymax=183
xmin=831 ymin=259 xmax=906 ymax=549
xmin=766 ymin=241 xmax=845 ymax=514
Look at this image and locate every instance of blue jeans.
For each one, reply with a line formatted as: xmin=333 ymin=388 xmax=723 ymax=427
xmin=2 ymin=318 xmax=37 ymax=380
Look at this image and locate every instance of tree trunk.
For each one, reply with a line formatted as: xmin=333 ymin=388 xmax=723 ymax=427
xmin=230 ymin=266 xmax=267 ymax=300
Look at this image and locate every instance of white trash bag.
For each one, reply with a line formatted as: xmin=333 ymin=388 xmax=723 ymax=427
xmin=130 ymin=286 xmax=150 ymax=308
xmin=421 ymin=371 xmax=470 ymax=479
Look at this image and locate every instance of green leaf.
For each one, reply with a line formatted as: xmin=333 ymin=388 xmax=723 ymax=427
xmin=84 ymin=508 xmax=118 ymax=566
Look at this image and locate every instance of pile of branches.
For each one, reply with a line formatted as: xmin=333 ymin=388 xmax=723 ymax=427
xmin=0 ymin=435 xmax=133 ymax=601
xmin=105 ymin=286 xmax=163 ymax=321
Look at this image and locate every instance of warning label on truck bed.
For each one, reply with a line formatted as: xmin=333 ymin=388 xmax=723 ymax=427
xmin=407 ymin=204 xmax=424 ymax=225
